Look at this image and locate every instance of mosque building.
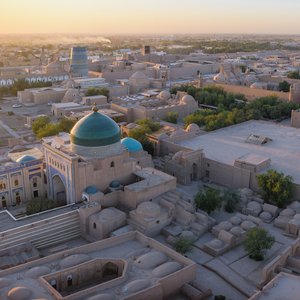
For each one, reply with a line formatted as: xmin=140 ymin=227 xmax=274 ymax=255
xmin=43 ymin=105 xmax=167 ymax=207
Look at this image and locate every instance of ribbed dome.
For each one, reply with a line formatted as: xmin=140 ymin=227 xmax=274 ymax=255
xmin=121 ymin=137 xmax=143 ymax=152
xmin=70 ymin=109 xmax=121 ymax=147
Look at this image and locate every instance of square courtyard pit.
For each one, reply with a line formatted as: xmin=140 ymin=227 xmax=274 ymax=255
xmin=0 ymin=231 xmax=196 ymax=300
xmin=177 ymin=120 xmax=300 ymax=184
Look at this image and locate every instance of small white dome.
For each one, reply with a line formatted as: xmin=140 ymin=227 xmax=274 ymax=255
xmin=122 ymin=279 xmax=151 ymax=294
xmin=230 ymin=216 xmax=242 ymax=225
xmin=247 ymin=201 xmax=262 ymax=213
xmin=260 ymin=211 xmax=273 ymax=222
xmin=230 ymin=226 xmax=245 ymax=237
xmin=152 ymin=262 xmax=182 ymax=278
xmin=180 ymin=230 xmax=197 ymax=242
xmin=59 ymin=254 xmax=90 ymax=268
xmin=135 ymin=251 xmax=168 ymax=269
xmin=180 ymin=94 xmax=196 ymax=104
xmin=241 ymin=220 xmax=256 ymax=231
xmin=7 ymin=287 xmax=32 ymax=300
xmin=218 ymin=221 xmax=233 ymax=231
xmin=158 ymin=90 xmax=171 ymax=101
xmin=186 ymin=123 xmax=200 ymax=133
xmin=25 ymin=266 xmax=51 ymax=279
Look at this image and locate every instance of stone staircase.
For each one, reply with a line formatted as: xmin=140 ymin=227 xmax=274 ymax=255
xmin=0 ymin=210 xmax=81 ymax=251
xmin=160 ymin=190 xmax=182 ymax=204
xmin=153 ymin=154 xmax=172 ymax=171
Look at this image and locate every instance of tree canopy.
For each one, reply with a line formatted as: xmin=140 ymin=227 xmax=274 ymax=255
xmin=163 ymin=111 xmax=178 ymax=124
xmin=86 ymin=87 xmax=109 ymax=97
xmin=244 ymin=228 xmax=275 ymax=261
xmin=182 ymin=87 xmax=300 ymax=131
xmin=128 ymin=118 xmax=160 ymax=155
xmin=0 ymin=79 xmax=52 ymax=97
xmin=278 ymin=81 xmax=291 ymax=92
xmin=32 ymin=116 xmax=76 ymax=139
xmin=174 ymin=237 xmax=193 ymax=254
xmin=256 ymin=169 xmax=294 ymax=208
xmin=194 ymin=187 xmax=222 ymax=214
xmin=287 ymin=71 xmax=300 ymax=80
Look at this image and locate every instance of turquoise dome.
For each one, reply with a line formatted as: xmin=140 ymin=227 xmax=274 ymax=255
xmin=70 ymin=108 xmax=121 ymax=147
xmin=16 ymin=155 xmax=36 ymax=165
xmin=121 ymin=137 xmax=143 ymax=153
xmin=110 ymin=180 xmax=121 ymax=188
xmin=85 ymin=186 xmax=98 ymax=194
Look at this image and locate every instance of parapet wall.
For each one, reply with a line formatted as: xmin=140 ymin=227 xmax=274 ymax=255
xmin=261 ymin=238 xmax=300 ymax=285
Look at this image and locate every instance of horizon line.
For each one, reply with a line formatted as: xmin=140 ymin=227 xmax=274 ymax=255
xmin=1 ymin=32 xmax=300 ymax=37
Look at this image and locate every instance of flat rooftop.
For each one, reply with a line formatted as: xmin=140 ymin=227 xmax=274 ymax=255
xmin=250 ymin=272 xmax=300 ymax=300
xmin=177 ymin=120 xmax=300 ymax=183
xmin=128 ymin=168 xmax=175 ymax=192
xmin=0 ymin=231 xmax=195 ymax=300
xmin=52 ymin=102 xmax=82 ymax=108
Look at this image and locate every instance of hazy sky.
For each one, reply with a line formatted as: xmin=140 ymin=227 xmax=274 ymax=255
xmin=1 ymin=0 xmax=300 ymax=35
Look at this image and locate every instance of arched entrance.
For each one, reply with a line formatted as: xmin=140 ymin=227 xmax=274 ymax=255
xmin=52 ymin=175 xmax=66 ymax=205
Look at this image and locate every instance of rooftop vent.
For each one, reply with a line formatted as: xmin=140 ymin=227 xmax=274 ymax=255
xmin=245 ymin=134 xmax=272 ymax=145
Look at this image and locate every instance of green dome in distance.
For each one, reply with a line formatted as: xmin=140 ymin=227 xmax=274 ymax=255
xmin=70 ymin=105 xmax=121 ymax=147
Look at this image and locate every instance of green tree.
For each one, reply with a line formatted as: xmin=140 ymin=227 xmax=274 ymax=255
xmin=59 ymin=117 xmax=76 ymax=133
xmin=36 ymin=123 xmax=60 ymax=139
xmin=32 ymin=116 xmax=50 ymax=135
xmin=257 ymin=169 xmax=294 ymax=208
xmin=174 ymin=237 xmax=193 ymax=254
xmin=128 ymin=119 xmax=159 ymax=155
xmin=86 ymin=87 xmax=109 ymax=97
xmin=244 ymin=228 xmax=275 ymax=261
xmin=164 ymin=111 xmax=178 ymax=124
xmin=278 ymin=81 xmax=291 ymax=92
xmin=135 ymin=118 xmax=160 ymax=132
xmin=223 ymin=189 xmax=240 ymax=213
xmin=194 ymin=188 xmax=222 ymax=214
xmin=129 ymin=128 xmax=154 ymax=155
xmin=287 ymin=71 xmax=300 ymax=79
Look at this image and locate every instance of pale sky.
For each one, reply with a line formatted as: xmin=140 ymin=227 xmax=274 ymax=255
xmin=1 ymin=0 xmax=300 ymax=35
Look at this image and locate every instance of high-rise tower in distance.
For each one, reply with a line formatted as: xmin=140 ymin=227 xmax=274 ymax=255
xmin=70 ymin=47 xmax=88 ymax=78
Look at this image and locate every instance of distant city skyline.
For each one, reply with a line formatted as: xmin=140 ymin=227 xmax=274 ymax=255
xmin=1 ymin=0 xmax=300 ymax=35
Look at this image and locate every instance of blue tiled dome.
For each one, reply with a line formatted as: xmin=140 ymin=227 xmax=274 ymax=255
xmin=121 ymin=137 xmax=143 ymax=153
xmin=85 ymin=186 xmax=98 ymax=194
xmin=16 ymin=155 xmax=36 ymax=165
xmin=110 ymin=180 xmax=121 ymax=188
xmin=70 ymin=107 xmax=121 ymax=147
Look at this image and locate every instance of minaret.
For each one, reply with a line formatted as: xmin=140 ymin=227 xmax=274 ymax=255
xmin=40 ymin=47 xmax=45 ymax=66
xmin=196 ymin=71 xmax=203 ymax=88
